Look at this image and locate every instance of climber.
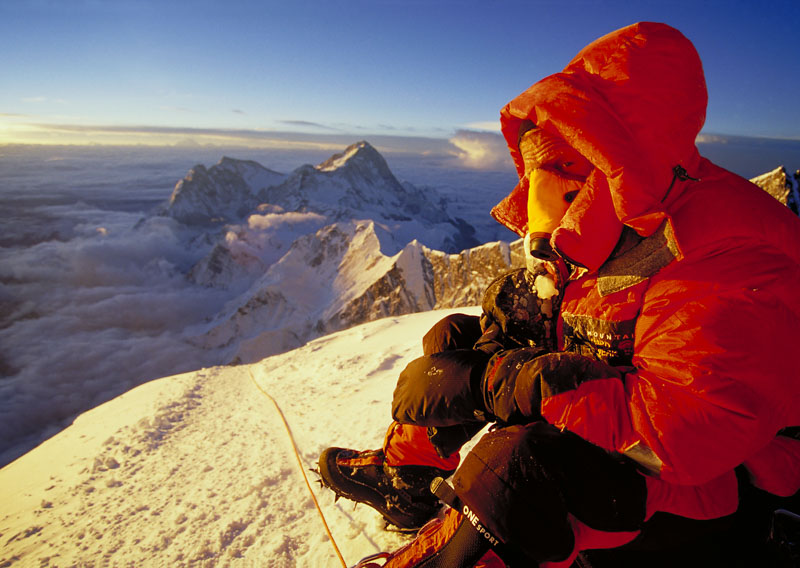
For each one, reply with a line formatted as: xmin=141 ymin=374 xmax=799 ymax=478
xmin=319 ymin=21 xmax=800 ymax=567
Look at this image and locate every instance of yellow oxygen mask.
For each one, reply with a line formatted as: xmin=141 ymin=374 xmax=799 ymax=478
xmin=520 ymin=128 xmax=593 ymax=261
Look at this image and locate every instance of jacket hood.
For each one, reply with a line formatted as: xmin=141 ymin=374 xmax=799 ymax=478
xmin=492 ymin=22 xmax=707 ymax=269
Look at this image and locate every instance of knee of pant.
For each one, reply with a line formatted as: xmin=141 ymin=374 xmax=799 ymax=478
xmin=483 ymin=423 xmax=645 ymax=529
xmin=422 ymin=314 xmax=482 ymax=354
xmin=453 ymin=423 xmax=575 ymax=563
xmin=452 ymin=422 xmax=647 ymax=562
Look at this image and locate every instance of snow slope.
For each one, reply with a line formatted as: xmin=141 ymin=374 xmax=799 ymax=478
xmin=0 ymin=306 xmax=481 ymax=567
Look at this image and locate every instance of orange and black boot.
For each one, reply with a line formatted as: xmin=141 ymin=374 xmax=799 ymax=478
xmin=318 ymin=447 xmax=454 ymax=531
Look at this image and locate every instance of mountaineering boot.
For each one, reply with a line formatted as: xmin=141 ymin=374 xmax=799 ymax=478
xmin=317 ymin=447 xmax=454 ymax=530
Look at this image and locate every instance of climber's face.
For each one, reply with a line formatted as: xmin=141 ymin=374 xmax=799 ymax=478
xmin=521 ymin=128 xmax=593 ymax=260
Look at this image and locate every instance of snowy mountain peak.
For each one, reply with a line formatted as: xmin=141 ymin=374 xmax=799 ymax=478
xmin=158 ymin=141 xmax=476 ymax=250
xmin=258 ymin=142 xmax=475 ymax=250
xmin=215 ymin=156 xmax=281 ymax=179
xmin=313 ymin=140 xmax=402 ymax=194
xmin=316 ymin=140 xmax=393 ymax=178
xmin=750 ymin=166 xmax=796 ymax=209
xmin=162 ymin=158 xmax=286 ymax=226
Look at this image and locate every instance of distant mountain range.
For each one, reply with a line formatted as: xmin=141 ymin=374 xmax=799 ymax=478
xmin=162 ymin=141 xmax=477 ymax=253
xmin=159 ymin=142 xmax=795 ymax=364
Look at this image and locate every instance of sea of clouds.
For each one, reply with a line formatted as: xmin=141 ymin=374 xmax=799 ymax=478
xmin=0 ymin=136 xmax=796 ymax=467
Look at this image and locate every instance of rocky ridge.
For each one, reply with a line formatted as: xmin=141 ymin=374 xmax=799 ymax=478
xmin=194 ymin=219 xmax=525 ymax=364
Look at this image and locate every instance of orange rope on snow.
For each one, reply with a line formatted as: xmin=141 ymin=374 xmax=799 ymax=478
xmin=248 ymin=370 xmax=348 ymax=568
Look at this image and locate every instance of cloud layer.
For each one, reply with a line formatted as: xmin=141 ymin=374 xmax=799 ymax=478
xmin=448 ymin=129 xmax=512 ymax=170
xmin=0 ymin=209 xmax=231 ymax=464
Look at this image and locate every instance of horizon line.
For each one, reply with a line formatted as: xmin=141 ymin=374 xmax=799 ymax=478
xmin=2 ymin=121 xmax=800 ymax=147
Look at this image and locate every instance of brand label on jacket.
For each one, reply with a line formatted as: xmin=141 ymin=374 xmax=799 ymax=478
xmin=561 ymin=312 xmax=636 ymax=367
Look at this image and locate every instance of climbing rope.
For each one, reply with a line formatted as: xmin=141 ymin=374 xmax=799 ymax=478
xmin=248 ymin=369 xmax=348 ymax=568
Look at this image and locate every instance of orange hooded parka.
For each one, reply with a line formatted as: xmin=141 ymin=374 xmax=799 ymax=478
xmin=493 ymin=22 xmax=800 ymax=521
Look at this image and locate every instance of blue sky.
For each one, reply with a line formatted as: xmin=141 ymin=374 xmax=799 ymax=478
xmin=2 ymin=0 xmax=799 ymax=152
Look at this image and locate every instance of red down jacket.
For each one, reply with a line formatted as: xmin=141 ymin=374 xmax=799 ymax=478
xmin=492 ymin=22 xmax=800 ymax=520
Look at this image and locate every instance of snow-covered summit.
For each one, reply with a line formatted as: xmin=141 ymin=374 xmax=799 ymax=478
xmin=750 ymin=165 xmax=798 ymax=210
xmin=163 ymin=157 xmax=286 ymax=226
xmin=261 ymin=141 xmax=454 ymax=228
xmin=316 ymin=140 xmax=394 ymax=177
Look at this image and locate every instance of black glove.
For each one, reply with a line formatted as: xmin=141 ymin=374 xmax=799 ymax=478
xmin=482 ymin=351 xmax=622 ymax=424
xmin=476 ymin=268 xmax=560 ymax=354
xmin=479 ymin=347 xmax=548 ymax=423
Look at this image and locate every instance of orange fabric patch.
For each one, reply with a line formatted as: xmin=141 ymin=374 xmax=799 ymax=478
xmin=383 ymin=422 xmax=460 ymax=470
